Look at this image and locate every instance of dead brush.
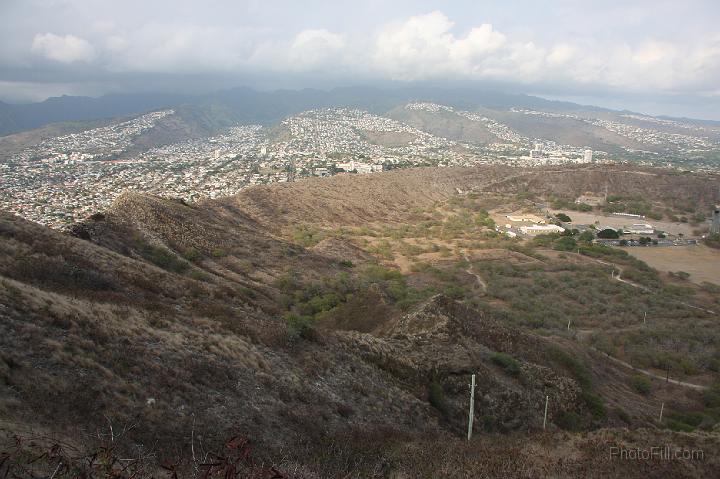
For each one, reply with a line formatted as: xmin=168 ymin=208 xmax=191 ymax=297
xmin=1 ymin=430 xmax=289 ymax=479
xmin=0 ymin=432 xmax=156 ymax=478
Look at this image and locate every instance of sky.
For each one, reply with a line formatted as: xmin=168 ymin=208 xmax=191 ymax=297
xmin=1 ymin=0 xmax=719 ymax=119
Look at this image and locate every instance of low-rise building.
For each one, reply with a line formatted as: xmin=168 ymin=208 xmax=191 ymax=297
xmin=520 ymin=224 xmax=565 ymax=235
xmin=506 ymin=213 xmax=546 ymax=224
xmin=627 ymin=223 xmax=655 ymax=234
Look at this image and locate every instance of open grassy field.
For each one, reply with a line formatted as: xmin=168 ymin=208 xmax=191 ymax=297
xmin=623 ymin=245 xmax=720 ymax=285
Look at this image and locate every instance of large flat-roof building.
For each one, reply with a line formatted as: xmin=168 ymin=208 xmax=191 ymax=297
xmin=506 ymin=213 xmax=546 ymax=224
xmin=627 ymin=223 xmax=655 ymax=235
xmin=520 ymin=224 xmax=565 ymax=235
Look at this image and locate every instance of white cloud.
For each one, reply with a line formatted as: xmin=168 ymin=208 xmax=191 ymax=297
xmin=369 ymin=12 xmax=720 ymax=94
xmin=31 ymin=33 xmax=96 ymax=63
xmin=287 ymin=29 xmax=345 ymax=70
xmin=18 ymin=11 xmax=720 ymax=98
xmin=373 ymin=11 xmax=507 ymax=80
xmin=547 ymin=44 xmax=577 ymax=65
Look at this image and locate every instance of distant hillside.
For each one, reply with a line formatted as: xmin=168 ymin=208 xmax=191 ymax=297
xmin=387 ymin=105 xmax=500 ymax=145
xmin=0 ymin=117 xmax=114 ymax=161
xmin=123 ymin=104 xmax=241 ymax=154
xmin=0 ymin=86 xmax=615 ymax=137
xmin=0 ymin=93 xmax=191 ymax=136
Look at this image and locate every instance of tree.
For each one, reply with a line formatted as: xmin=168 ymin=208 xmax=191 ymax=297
xmin=578 ymin=230 xmax=595 ymax=243
xmin=553 ymin=236 xmax=577 ymax=251
xmin=597 ymin=228 xmax=619 ymax=239
xmin=556 ymin=213 xmax=572 ymax=222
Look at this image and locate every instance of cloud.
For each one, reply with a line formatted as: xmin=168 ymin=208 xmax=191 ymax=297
xmin=31 ymin=33 xmax=96 ymax=63
xmin=370 ymin=12 xmax=720 ymax=94
xmin=8 ymin=6 xmax=720 ymax=108
xmin=287 ymin=29 xmax=345 ymax=70
xmin=247 ymin=28 xmax=347 ymax=73
xmin=373 ymin=12 xmax=507 ymax=80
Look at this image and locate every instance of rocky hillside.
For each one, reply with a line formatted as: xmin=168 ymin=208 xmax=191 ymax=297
xmin=1 ymin=165 xmax=719 ymax=477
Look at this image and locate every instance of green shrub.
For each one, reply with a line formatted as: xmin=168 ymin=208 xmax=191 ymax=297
xmin=667 ymin=412 xmax=710 ymax=432
xmin=532 ymin=234 xmax=560 ymax=247
xmin=292 ymin=226 xmax=328 ymax=247
xmin=578 ymin=230 xmax=595 ymax=243
xmin=666 ymin=419 xmax=695 ymax=432
xmin=631 ymin=375 xmax=652 ymax=395
xmin=614 ymin=407 xmax=631 ymax=424
xmin=283 ymin=313 xmax=314 ymax=341
xmin=140 ymin=245 xmax=189 ymax=273
xmin=703 ymin=385 xmax=720 ymax=408
xmin=548 ymin=347 xmax=591 ymax=389
xmin=480 ymin=414 xmax=498 ymax=432
xmin=555 ymin=410 xmax=581 ymax=431
xmin=428 ymin=382 xmax=449 ymax=417
xmin=182 ymin=247 xmax=202 ymax=262
xmin=597 ymin=228 xmax=619 ymax=239
xmin=188 ymin=270 xmax=210 ymax=281
xmin=490 ymin=352 xmax=521 ymax=376
xmin=553 ymin=236 xmax=577 ymax=251
xmin=582 ymin=391 xmax=606 ymax=419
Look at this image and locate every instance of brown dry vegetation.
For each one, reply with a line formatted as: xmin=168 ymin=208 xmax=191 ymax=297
xmin=1 ymin=164 xmax=719 ymax=477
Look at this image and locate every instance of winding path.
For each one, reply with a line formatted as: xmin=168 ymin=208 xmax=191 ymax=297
xmin=462 ymin=251 xmax=487 ymax=293
xmin=587 ymin=255 xmax=717 ymax=314
xmin=590 ymin=347 xmax=709 ymax=391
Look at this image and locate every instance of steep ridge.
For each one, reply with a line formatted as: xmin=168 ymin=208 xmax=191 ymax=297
xmin=213 ymin=165 xmax=719 ymax=232
xmin=0 ymin=213 xmax=599 ymax=467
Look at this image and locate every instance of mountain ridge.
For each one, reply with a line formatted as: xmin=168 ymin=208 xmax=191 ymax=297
xmin=0 ymin=86 xmax=645 ymax=137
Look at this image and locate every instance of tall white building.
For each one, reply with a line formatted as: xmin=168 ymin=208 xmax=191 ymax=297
xmin=583 ymin=149 xmax=593 ymax=162
xmin=530 ymin=142 xmax=544 ymax=159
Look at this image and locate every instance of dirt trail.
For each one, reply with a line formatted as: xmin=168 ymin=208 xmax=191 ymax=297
xmin=585 ymin=254 xmax=717 ymax=314
xmin=566 ymin=252 xmax=714 ymax=391
xmin=462 ymin=251 xmax=487 ymax=293
xmin=590 ymin=347 xmax=709 ymax=391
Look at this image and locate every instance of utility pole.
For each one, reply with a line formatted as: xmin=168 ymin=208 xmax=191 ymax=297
xmin=543 ymin=395 xmax=549 ymax=430
xmin=467 ymin=374 xmax=476 ymax=441
xmin=643 ymin=311 xmax=647 ymax=325
xmin=567 ymin=319 xmax=571 ymax=331
xmin=659 ymin=402 xmax=665 ymax=422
